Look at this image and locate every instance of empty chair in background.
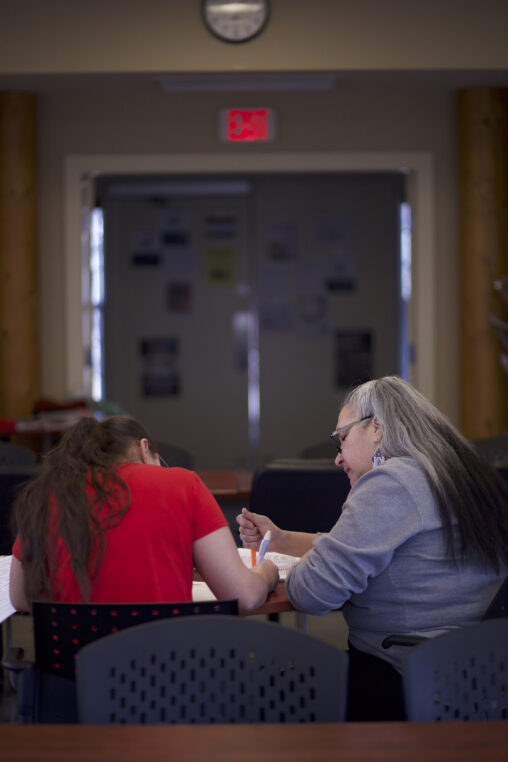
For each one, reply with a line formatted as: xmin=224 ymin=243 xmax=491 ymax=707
xmin=156 ymin=442 xmax=194 ymax=470
xmin=472 ymin=432 xmax=508 ymax=468
xmin=0 ymin=441 xmax=37 ymax=467
xmin=76 ymin=615 xmax=349 ymax=724
xmin=249 ymin=459 xmax=350 ymax=533
xmin=0 ymin=466 xmax=39 ymax=556
xmin=300 ymin=442 xmax=335 ymax=461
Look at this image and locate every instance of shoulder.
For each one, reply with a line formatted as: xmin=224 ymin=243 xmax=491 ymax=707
xmin=347 ymin=456 xmax=438 ymax=525
xmin=356 ymin=456 xmax=428 ymax=492
xmin=118 ymin=463 xmax=202 ymax=491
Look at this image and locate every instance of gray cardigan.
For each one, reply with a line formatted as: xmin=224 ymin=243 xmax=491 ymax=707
xmin=285 ymin=456 xmax=506 ymax=672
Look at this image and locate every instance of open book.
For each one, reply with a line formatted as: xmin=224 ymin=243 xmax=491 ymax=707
xmin=0 ymin=556 xmax=15 ymax=623
xmin=192 ymin=548 xmax=300 ymax=601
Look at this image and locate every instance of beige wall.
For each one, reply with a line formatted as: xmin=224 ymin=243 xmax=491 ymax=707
xmin=1 ymin=0 xmax=508 ymax=73
xmin=1 ymin=0 xmax=508 ymax=428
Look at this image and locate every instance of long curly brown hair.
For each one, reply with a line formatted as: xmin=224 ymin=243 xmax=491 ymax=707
xmin=13 ymin=415 xmax=158 ymax=603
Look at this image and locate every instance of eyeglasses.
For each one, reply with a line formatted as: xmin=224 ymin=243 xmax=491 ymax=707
xmin=330 ymin=415 xmax=373 ymax=453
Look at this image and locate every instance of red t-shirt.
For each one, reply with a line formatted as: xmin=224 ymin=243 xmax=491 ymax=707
xmin=12 ymin=464 xmax=228 ymax=603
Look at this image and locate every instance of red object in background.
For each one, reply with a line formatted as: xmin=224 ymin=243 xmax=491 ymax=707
xmin=33 ymin=398 xmax=88 ymax=413
xmin=0 ymin=419 xmax=16 ymax=434
xmin=220 ymin=108 xmax=276 ymax=142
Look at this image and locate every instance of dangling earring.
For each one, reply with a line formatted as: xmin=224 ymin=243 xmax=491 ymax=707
xmin=372 ymin=447 xmax=385 ymax=468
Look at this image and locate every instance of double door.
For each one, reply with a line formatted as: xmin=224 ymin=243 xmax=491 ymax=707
xmin=101 ymin=172 xmax=405 ymax=469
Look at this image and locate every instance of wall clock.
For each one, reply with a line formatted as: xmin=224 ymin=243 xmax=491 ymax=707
xmin=202 ymin=1 xmax=270 ymax=44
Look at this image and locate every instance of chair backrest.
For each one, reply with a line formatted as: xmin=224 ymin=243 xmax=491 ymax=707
xmin=249 ymin=459 xmax=349 ymax=533
xmin=33 ymin=599 xmax=238 ymax=682
xmin=0 ymin=465 xmax=40 ymax=555
xmin=483 ymin=575 xmax=508 ymax=620
xmin=403 ymin=618 xmax=508 ymax=721
xmin=76 ymin=615 xmax=348 ymax=724
xmin=14 ymin=600 xmax=238 ymax=724
xmin=156 ymin=442 xmax=194 ymax=469
xmin=0 ymin=441 xmax=37 ymax=466
xmin=300 ymin=442 xmax=336 ymax=460
xmin=472 ymin=433 xmax=508 ymax=468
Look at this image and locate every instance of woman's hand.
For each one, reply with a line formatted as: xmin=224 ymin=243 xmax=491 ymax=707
xmin=236 ymin=507 xmax=278 ymax=550
xmin=237 ymin=507 xmax=319 ymax=558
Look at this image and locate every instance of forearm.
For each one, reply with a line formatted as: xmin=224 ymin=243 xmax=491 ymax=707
xmin=271 ymin=529 xmax=317 ymax=557
xmin=235 ymin=562 xmax=279 ymax=613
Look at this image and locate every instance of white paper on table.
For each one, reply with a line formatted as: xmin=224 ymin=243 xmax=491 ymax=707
xmin=237 ymin=547 xmax=300 ymax=579
xmin=192 ymin=547 xmax=301 ymax=601
xmin=192 ymin=581 xmax=217 ymax=602
xmin=0 ymin=556 xmax=15 ymax=623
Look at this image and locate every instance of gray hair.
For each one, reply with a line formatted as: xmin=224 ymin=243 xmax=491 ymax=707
xmin=342 ymin=376 xmax=508 ymax=570
xmin=343 ymin=376 xmax=468 ymax=487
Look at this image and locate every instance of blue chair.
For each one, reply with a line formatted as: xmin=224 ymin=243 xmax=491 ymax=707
xmin=402 ymin=618 xmax=508 ymax=721
xmin=249 ymin=458 xmax=350 ymax=534
xmin=76 ymin=615 xmax=349 ymax=724
xmin=3 ymin=599 xmax=238 ymax=723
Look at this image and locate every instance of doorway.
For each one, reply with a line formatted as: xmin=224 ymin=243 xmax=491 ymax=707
xmin=90 ymin=171 xmax=408 ymax=469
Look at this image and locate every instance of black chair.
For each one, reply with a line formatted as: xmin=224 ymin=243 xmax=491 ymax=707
xmin=0 ymin=465 xmax=40 ymax=673
xmin=76 ymin=614 xmax=349 ymax=724
xmin=382 ymin=574 xmax=508 ymax=650
xmin=2 ymin=598 xmax=238 ymax=723
xmin=472 ymin=433 xmax=508 ymax=468
xmin=0 ymin=441 xmax=37 ymax=467
xmin=0 ymin=465 xmax=40 ymax=556
xmin=156 ymin=442 xmax=194 ymax=470
xmin=403 ymin=618 xmax=508 ymax=721
xmin=249 ymin=459 xmax=350 ymax=533
xmin=300 ymin=442 xmax=335 ymax=461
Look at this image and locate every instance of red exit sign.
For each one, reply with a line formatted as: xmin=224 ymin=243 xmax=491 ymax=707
xmin=219 ymin=108 xmax=276 ymax=142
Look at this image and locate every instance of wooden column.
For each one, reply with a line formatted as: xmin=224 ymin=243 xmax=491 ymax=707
xmin=0 ymin=92 xmax=39 ymax=419
xmin=458 ymin=88 xmax=508 ymax=439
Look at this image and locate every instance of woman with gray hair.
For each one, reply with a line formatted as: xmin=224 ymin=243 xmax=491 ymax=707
xmin=237 ymin=376 xmax=508 ymax=721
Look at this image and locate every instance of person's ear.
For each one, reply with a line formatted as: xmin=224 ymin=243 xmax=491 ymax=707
xmin=139 ymin=438 xmax=151 ymax=464
xmin=372 ymin=416 xmax=384 ymax=443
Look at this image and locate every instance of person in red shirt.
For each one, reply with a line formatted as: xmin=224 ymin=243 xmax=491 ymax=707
xmin=10 ymin=416 xmax=278 ymax=612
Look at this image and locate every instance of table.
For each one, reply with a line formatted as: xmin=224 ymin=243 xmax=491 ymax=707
xmin=248 ymin=580 xmax=293 ymax=616
xmin=0 ymin=722 xmax=507 ymax=762
xmin=197 ymin=470 xmax=252 ymax=500
xmin=193 ymin=571 xmax=294 ymax=616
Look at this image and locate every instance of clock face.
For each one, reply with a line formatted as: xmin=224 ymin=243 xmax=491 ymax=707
xmin=202 ymin=0 xmax=270 ymax=43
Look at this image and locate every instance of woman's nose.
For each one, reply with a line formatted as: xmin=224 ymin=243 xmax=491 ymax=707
xmin=335 ymin=450 xmax=343 ymax=467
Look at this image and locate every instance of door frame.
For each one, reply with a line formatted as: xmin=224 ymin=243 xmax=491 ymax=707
xmin=64 ymin=151 xmax=435 ymax=400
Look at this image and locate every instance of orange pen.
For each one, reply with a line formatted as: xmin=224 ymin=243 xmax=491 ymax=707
xmin=251 ymin=547 xmax=257 ymax=567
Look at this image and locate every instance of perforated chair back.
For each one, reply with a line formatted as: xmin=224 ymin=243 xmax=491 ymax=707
xmin=156 ymin=442 xmax=194 ymax=469
xmin=472 ymin=433 xmax=508 ymax=468
xmin=11 ymin=599 xmax=238 ymax=723
xmin=76 ymin=615 xmax=348 ymax=724
xmin=33 ymin=599 xmax=238 ymax=681
xmin=250 ymin=459 xmax=350 ymax=533
xmin=0 ymin=441 xmax=37 ymax=466
xmin=403 ymin=618 xmax=508 ymax=721
xmin=0 ymin=465 xmax=39 ymax=555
